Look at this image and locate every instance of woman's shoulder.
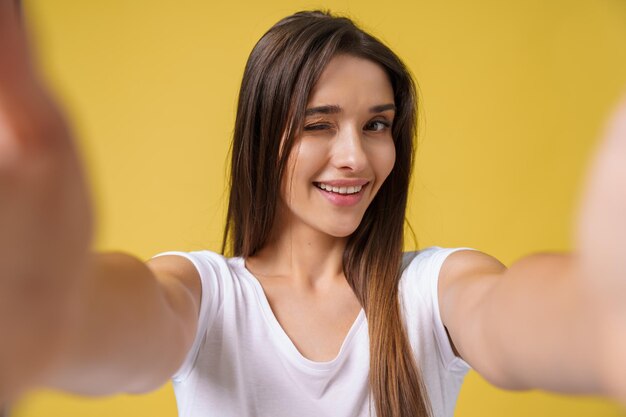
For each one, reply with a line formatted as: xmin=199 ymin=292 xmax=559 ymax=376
xmin=150 ymin=248 xmax=239 ymax=270
xmin=147 ymin=249 xmax=243 ymax=298
xmin=401 ymin=246 xmax=506 ymax=308
xmin=400 ymin=246 xmax=481 ymax=289
xmin=402 ymin=246 xmax=454 ymax=272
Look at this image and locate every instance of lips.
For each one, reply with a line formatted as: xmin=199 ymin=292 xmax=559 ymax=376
xmin=313 ymin=179 xmax=370 ymax=187
xmin=313 ymin=181 xmax=369 ymax=207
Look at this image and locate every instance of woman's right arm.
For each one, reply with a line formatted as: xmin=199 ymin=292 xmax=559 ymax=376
xmin=41 ymin=252 xmax=202 ymax=396
xmin=0 ymin=0 xmax=202 ymax=400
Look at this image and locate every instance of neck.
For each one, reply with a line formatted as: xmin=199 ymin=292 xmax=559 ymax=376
xmin=245 ymin=209 xmax=349 ymax=291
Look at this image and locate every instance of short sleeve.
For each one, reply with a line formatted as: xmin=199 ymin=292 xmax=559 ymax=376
xmin=401 ymin=246 xmax=478 ymax=375
xmin=151 ymin=250 xmax=223 ymax=382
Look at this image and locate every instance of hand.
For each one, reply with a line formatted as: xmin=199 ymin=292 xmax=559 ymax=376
xmin=574 ymin=92 xmax=626 ymax=403
xmin=0 ymin=0 xmax=93 ymax=401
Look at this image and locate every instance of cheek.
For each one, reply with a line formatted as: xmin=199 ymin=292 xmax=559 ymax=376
xmin=281 ymin=140 xmax=323 ymax=202
xmin=372 ymin=140 xmax=396 ymax=181
xmin=293 ymin=139 xmax=328 ymax=177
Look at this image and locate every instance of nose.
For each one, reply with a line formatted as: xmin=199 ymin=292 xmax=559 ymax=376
xmin=331 ymin=125 xmax=368 ymax=172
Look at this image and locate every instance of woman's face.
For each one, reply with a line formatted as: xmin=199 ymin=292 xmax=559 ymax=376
xmin=279 ymin=54 xmax=396 ymax=238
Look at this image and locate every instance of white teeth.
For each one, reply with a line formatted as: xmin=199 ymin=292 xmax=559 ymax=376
xmin=315 ymin=182 xmax=364 ymax=195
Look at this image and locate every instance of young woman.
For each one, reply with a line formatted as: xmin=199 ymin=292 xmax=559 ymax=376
xmin=1 ymin=4 xmax=625 ymax=417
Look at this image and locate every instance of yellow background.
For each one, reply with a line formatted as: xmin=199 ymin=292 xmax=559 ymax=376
xmin=12 ymin=0 xmax=626 ymax=416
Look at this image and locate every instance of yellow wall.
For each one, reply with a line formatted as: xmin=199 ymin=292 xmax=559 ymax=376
xmin=12 ymin=0 xmax=626 ymax=416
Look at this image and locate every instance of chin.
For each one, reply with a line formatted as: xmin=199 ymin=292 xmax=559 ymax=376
xmin=322 ymin=221 xmax=362 ymax=238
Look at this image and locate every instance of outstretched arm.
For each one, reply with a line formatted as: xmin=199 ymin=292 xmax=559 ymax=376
xmin=0 ymin=0 xmax=200 ymax=401
xmin=440 ymin=250 xmax=602 ymax=392
xmin=0 ymin=0 xmax=93 ymax=399
xmin=40 ymin=252 xmax=201 ymax=396
xmin=574 ymin=94 xmax=626 ymax=402
xmin=438 ymin=93 xmax=626 ymax=401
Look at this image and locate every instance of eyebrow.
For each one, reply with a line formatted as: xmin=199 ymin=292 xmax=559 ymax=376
xmin=304 ymin=103 xmax=396 ymax=116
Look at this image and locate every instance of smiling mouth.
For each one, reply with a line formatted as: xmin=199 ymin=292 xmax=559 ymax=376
xmin=313 ymin=182 xmax=369 ymax=195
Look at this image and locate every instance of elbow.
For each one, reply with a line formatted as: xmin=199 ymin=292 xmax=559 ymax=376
xmin=124 ymin=315 xmax=194 ymax=395
xmin=124 ymin=378 xmax=170 ymax=395
xmin=476 ymin=369 xmax=532 ymax=391
xmin=469 ymin=357 xmax=533 ymax=392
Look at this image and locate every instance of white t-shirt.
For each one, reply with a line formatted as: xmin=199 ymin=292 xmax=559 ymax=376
xmin=153 ymin=246 xmax=475 ymax=417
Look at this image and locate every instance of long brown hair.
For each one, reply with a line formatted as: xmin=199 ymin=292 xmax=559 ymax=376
xmin=222 ymin=10 xmax=431 ymax=417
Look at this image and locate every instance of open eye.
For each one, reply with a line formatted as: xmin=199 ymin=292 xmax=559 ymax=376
xmin=365 ymin=120 xmax=392 ymax=132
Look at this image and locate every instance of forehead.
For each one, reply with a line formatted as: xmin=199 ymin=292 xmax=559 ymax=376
xmin=307 ymin=54 xmax=394 ymax=107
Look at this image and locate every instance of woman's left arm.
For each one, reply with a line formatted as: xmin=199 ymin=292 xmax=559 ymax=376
xmin=439 ymin=94 xmax=626 ymax=401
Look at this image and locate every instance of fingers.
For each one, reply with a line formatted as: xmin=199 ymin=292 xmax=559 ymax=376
xmin=573 ymin=89 xmax=626 ymax=315
xmin=0 ymin=0 xmax=37 ymax=164
xmin=0 ymin=0 xmax=75 ymax=167
xmin=0 ymin=91 xmax=73 ymax=171
xmin=603 ymin=91 xmax=626 ymax=149
xmin=0 ymin=108 xmax=19 ymax=169
xmin=572 ymin=91 xmax=626 ymax=403
xmin=0 ymin=0 xmax=33 ymax=83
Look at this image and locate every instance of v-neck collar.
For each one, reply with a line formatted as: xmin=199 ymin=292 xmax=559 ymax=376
xmin=232 ymin=256 xmax=366 ymax=372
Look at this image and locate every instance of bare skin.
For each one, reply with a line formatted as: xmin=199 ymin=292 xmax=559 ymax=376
xmin=0 ymin=0 xmax=196 ymax=400
xmin=1 ymin=0 xmax=626 ymax=407
xmin=0 ymin=0 xmax=93 ymax=400
xmin=243 ymin=260 xmax=363 ymax=362
xmin=243 ymin=54 xmax=395 ymax=362
xmin=574 ymin=97 xmax=626 ymax=401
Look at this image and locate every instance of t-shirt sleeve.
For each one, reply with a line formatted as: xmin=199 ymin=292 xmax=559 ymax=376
xmin=151 ymin=250 xmax=223 ymax=383
xmin=403 ymin=246 xmax=478 ymax=375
